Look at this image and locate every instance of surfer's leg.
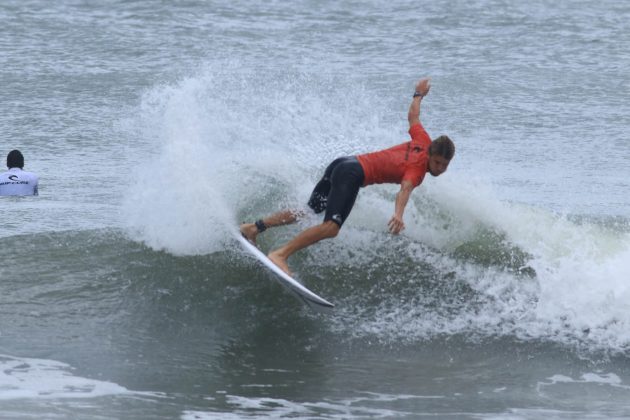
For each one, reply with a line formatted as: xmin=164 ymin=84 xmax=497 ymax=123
xmin=241 ymin=157 xmax=346 ymax=245
xmin=268 ymin=220 xmax=340 ymax=276
xmin=322 ymin=156 xmax=364 ymax=227
xmin=307 ymin=157 xmax=349 ymax=214
xmin=268 ymin=157 xmax=364 ymax=275
xmin=240 ymin=210 xmax=304 ymax=244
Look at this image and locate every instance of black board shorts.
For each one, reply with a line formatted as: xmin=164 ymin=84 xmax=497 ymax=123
xmin=307 ymin=156 xmax=365 ymax=227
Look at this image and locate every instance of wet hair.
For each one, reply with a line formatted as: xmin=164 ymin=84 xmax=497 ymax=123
xmin=7 ymin=149 xmax=24 ymax=169
xmin=429 ymin=135 xmax=455 ymax=160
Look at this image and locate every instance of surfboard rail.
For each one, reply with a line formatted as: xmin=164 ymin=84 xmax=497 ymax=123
xmin=234 ymin=233 xmax=334 ymax=312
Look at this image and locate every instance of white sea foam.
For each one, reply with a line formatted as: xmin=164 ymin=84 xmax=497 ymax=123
xmin=182 ymin=391 xmax=442 ymax=419
xmin=120 ymin=64 xmax=630 ymax=353
xmin=542 ymin=372 xmax=627 ymax=387
xmin=535 ymin=371 xmax=630 ymax=409
xmin=330 ymin=173 xmax=630 ymax=352
xmin=120 ymin=64 xmax=392 ymax=255
xmin=429 ymin=175 xmax=630 ymax=349
xmin=0 ymin=354 xmax=135 ymax=400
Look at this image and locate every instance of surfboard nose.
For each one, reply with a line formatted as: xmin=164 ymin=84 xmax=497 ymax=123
xmin=235 ymin=231 xmax=334 ymax=312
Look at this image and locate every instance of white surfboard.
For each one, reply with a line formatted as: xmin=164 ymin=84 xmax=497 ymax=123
xmin=235 ymin=233 xmax=334 ymax=312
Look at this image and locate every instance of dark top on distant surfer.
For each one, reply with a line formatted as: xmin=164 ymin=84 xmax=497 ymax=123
xmin=240 ymin=77 xmax=455 ymax=276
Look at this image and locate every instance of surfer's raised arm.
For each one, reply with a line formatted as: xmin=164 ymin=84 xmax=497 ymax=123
xmin=408 ymin=77 xmax=431 ymax=128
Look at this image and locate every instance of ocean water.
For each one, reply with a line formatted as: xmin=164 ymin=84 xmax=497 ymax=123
xmin=1 ymin=0 xmax=630 ymax=418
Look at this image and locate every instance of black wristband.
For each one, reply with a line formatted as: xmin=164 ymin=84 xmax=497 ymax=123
xmin=255 ymin=219 xmax=267 ymax=233
xmin=413 ymin=91 xmax=424 ymax=98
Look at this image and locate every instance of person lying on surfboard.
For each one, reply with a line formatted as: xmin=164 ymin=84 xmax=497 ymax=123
xmin=240 ymin=77 xmax=455 ymax=276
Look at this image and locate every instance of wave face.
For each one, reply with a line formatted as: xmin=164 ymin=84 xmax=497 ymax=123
xmin=113 ymin=65 xmax=630 ymax=355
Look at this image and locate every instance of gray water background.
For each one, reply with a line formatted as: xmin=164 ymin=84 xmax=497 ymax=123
xmin=1 ymin=0 xmax=630 ymax=418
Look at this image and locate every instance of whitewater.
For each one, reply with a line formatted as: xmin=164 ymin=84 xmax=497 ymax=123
xmin=1 ymin=0 xmax=629 ymax=418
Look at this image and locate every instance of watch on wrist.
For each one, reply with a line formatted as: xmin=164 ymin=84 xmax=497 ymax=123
xmin=413 ymin=91 xmax=424 ymax=98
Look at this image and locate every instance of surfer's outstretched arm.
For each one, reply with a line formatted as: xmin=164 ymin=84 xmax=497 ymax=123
xmin=408 ymin=77 xmax=431 ymax=128
xmin=388 ymin=180 xmax=414 ymax=234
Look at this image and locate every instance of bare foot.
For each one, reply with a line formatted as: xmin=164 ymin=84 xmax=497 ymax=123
xmin=268 ymin=250 xmax=293 ymax=277
xmin=239 ymin=223 xmax=259 ymax=245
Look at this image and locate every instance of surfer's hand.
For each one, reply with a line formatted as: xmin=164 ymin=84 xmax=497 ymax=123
xmin=415 ymin=78 xmax=431 ymax=97
xmin=388 ymin=215 xmax=405 ymax=234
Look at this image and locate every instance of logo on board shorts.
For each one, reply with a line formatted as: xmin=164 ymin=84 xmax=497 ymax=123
xmin=331 ymin=214 xmax=342 ymax=224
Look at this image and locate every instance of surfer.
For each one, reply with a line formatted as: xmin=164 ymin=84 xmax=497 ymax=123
xmin=0 ymin=150 xmax=39 ymax=196
xmin=240 ymin=77 xmax=454 ymax=276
